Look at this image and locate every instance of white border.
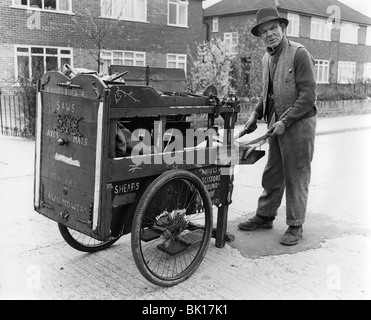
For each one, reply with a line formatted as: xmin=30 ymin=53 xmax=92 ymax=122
xmin=92 ymin=102 xmax=104 ymax=230
xmin=34 ymin=91 xmax=43 ymax=207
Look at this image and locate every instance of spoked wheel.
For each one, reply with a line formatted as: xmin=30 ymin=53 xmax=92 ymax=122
xmin=58 ymin=223 xmax=121 ymax=253
xmin=131 ymin=170 xmax=213 ymax=287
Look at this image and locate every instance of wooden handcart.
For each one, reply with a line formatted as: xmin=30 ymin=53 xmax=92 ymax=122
xmin=34 ymin=66 xmax=265 ymax=287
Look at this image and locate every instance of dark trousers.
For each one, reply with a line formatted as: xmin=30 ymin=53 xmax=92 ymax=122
xmin=256 ymin=115 xmax=317 ymax=226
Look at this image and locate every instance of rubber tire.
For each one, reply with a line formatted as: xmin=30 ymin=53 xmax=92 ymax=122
xmin=131 ymin=169 xmax=213 ymax=287
xmin=58 ymin=223 xmax=121 ymax=253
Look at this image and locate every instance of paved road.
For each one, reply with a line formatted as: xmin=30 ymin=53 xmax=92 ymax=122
xmin=0 ymin=116 xmax=370 ymax=300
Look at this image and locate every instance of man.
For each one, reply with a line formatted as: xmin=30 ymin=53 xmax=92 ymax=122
xmin=237 ymin=7 xmax=317 ymax=246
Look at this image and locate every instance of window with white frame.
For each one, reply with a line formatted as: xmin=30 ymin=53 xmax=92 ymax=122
xmin=340 ymin=22 xmax=359 ymax=44
xmin=364 ymin=63 xmax=371 ymax=81
xmin=224 ymin=32 xmax=239 ymax=55
xmin=315 ymin=60 xmax=330 ymax=84
xmin=101 ymin=50 xmax=145 ymax=74
xmin=366 ymin=26 xmax=371 ymax=46
xmin=287 ymin=13 xmax=300 ymax=37
xmin=337 ymin=61 xmax=356 ymax=84
xmin=101 ymin=0 xmax=147 ymax=22
xmin=212 ymin=18 xmax=219 ymax=32
xmin=15 ymin=45 xmax=72 ymax=82
xmin=310 ymin=17 xmax=331 ymax=41
xmin=167 ymin=54 xmax=187 ymax=73
xmin=168 ymin=0 xmax=188 ymax=27
xmin=13 ymin=0 xmax=72 ymax=12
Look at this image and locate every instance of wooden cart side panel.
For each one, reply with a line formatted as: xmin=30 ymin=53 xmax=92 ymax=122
xmin=107 ymin=166 xmax=230 ymax=239
xmin=190 ymin=167 xmax=232 ymax=207
xmin=109 ymin=85 xmax=167 ymax=109
xmin=108 ymin=147 xmax=219 ymax=181
xmin=41 ymin=136 xmax=97 ymax=172
xmin=109 ymin=105 xmax=233 ymax=118
xmin=34 ymin=72 xmax=113 ymax=240
xmin=107 ymin=144 xmax=256 ymax=181
xmin=108 ymin=168 xmax=230 ymax=216
xmin=108 ymin=65 xmax=188 ymax=93
xmin=40 ymin=157 xmax=95 ymax=194
xmin=41 ymin=114 xmax=98 ymax=149
xmin=40 ymin=177 xmax=94 ymax=233
xmin=40 ymin=92 xmax=99 ymax=123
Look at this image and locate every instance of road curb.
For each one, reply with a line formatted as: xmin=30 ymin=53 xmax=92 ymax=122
xmin=316 ymin=126 xmax=371 ymax=136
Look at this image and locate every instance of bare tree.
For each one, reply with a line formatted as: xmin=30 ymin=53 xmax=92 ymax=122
xmin=71 ymin=4 xmax=123 ymax=73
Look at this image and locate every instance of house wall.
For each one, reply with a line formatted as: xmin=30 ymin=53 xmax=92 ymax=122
xmin=204 ymin=11 xmax=371 ymax=95
xmin=0 ymin=0 xmax=206 ymax=90
xmin=208 ymin=14 xmax=254 ymax=34
xmin=288 ymin=14 xmax=371 ymax=83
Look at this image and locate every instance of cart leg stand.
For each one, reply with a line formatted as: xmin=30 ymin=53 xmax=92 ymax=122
xmin=214 ymin=183 xmax=236 ymax=248
xmin=213 ymin=111 xmax=237 ymax=248
xmin=215 ymin=205 xmax=229 ymax=248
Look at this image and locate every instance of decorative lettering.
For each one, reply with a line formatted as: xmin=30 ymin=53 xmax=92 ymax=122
xmin=56 ymin=101 xmax=75 ymax=113
xmin=53 ymin=112 xmax=83 ymax=137
xmin=46 ymin=129 xmax=59 ymax=139
xmin=114 ymin=182 xmax=140 ymax=195
xmin=198 ymin=167 xmax=223 ymax=204
xmin=204 ymin=182 xmax=220 ymax=191
xmin=201 ymin=175 xmax=221 ymax=184
xmin=45 ymin=191 xmax=89 ymax=215
xmin=50 ymin=172 xmax=78 ymax=189
xmin=72 ymin=136 xmax=88 ymax=147
xmin=199 ymin=167 xmax=219 ymax=176
xmin=45 ymin=86 xmax=86 ymax=98
xmin=114 ymin=86 xmax=140 ymax=104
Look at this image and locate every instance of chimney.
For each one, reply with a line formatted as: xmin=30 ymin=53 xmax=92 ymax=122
xmin=274 ymin=0 xmax=280 ymax=7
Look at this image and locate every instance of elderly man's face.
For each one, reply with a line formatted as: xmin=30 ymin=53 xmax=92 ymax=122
xmin=258 ymin=20 xmax=285 ymax=49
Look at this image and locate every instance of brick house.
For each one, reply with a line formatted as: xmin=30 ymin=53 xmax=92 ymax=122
xmin=203 ymin=0 xmax=371 ymax=96
xmin=0 ymin=0 xmax=205 ymax=93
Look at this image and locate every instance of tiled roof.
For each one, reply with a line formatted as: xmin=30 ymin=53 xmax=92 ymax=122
xmin=204 ymin=0 xmax=371 ymax=25
xmin=204 ymin=0 xmax=275 ymax=16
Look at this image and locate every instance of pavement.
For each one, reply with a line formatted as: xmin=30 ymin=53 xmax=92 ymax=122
xmin=1 ymin=113 xmax=371 ymax=300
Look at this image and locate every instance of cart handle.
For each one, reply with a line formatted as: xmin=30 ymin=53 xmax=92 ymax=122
xmin=109 ymin=71 xmax=129 ymax=82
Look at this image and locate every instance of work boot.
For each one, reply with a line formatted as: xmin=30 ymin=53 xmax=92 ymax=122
xmin=280 ymin=226 xmax=303 ymax=246
xmin=237 ymin=215 xmax=273 ymax=231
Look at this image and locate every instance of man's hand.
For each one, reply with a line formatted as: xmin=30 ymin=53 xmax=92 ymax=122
xmin=267 ymin=120 xmax=286 ymax=137
xmin=244 ymin=112 xmax=259 ymax=134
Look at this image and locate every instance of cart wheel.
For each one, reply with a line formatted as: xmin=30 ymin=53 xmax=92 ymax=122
xmin=58 ymin=223 xmax=121 ymax=253
xmin=131 ymin=170 xmax=213 ymax=287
